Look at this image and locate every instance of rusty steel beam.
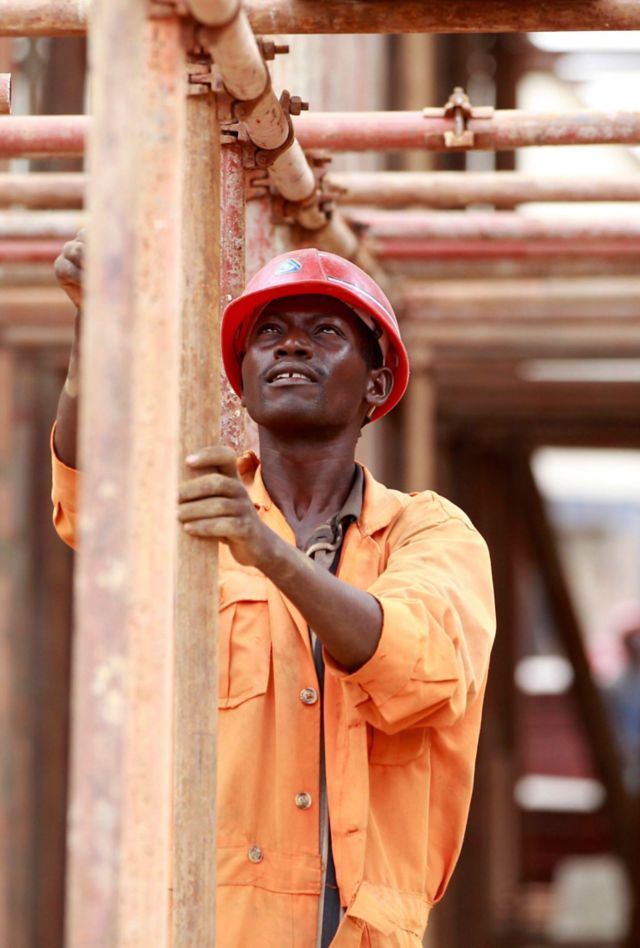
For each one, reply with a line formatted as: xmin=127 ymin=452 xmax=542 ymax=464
xmin=0 ymin=210 xmax=84 ymax=237
xmin=173 ymin=82 xmax=220 ymax=946
xmin=66 ymin=5 xmax=184 ymax=946
xmin=0 ymin=115 xmax=88 ymax=158
xmin=0 ymin=238 xmax=65 ymax=262
xmin=294 ymin=110 xmax=640 ymax=152
xmin=0 ymin=285 xmax=73 ymax=325
xmin=349 ymin=210 xmax=640 ymax=242
xmin=8 ymin=107 xmax=640 ymax=159
xmin=0 ymin=172 xmax=85 ymax=208
xmin=375 ymin=238 xmax=640 ymax=260
xmin=330 ymin=171 xmax=640 ymax=209
xmin=4 ymin=0 xmax=640 ymax=35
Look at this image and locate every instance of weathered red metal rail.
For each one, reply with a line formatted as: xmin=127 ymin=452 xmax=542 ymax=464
xmin=0 ymin=238 xmax=65 ymax=262
xmin=5 ymin=170 xmax=640 ymax=211
xmin=376 ymin=238 xmax=640 ymax=260
xmin=0 ymin=116 xmax=89 ymax=158
xmin=5 ymin=110 xmax=640 ymax=158
xmin=3 ymin=0 xmax=640 ymax=35
xmin=295 ymin=110 xmax=640 ymax=152
xmin=0 ymin=172 xmax=85 ymax=208
xmin=331 ymin=171 xmax=640 ymax=208
xmin=348 ymin=210 xmax=640 ymax=242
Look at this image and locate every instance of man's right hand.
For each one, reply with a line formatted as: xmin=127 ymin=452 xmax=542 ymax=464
xmin=54 ymin=228 xmax=85 ymax=309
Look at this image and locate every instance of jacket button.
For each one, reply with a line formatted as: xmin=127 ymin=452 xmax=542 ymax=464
xmin=247 ymin=846 xmax=263 ymax=864
xmin=295 ymin=792 xmax=312 ymax=810
xmin=299 ymin=687 xmax=318 ymax=705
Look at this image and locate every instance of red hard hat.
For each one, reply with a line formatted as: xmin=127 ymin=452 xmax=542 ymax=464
xmin=221 ymin=248 xmax=410 ymax=422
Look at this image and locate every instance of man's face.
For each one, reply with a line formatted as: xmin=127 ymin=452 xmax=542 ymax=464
xmin=240 ymin=294 xmax=389 ymax=434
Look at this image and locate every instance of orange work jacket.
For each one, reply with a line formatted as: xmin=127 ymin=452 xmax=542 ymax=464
xmin=52 ymin=440 xmax=495 ymax=947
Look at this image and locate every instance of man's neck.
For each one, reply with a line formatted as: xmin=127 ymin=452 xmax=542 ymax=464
xmin=257 ymin=428 xmax=358 ymax=543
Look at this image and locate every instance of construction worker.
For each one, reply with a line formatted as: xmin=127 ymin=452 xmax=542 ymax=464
xmin=52 ymin=239 xmax=496 ymax=947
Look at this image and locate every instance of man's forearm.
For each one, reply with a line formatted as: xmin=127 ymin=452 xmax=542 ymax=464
xmin=256 ymin=533 xmax=382 ymax=672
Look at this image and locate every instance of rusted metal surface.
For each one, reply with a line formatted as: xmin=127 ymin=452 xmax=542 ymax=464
xmin=173 ymin=84 xmax=220 ymax=946
xmin=1 ymin=0 xmax=88 ymax=36
xmin=0 ymin=74 xmax=11 ymax=114
xmin=330 ymin=171 xmax=640 ymax=208
xmin=0 ymin=172 xmax=85 ymax=208
xmin=0 ymin=238 xmax=65 ymax=262
xmin=5 ymin=0 xmax=640 ymax=35
xmin=220 ymin=138 xmax=250 ymax=453
xmin=21 ymin=107 xmax=640 ymax=159
xmin=244 ymin=0 xmax=640 ymax=33
xmin=349 ymin=210 xmax=640 ymax=242
xmin=376 ymin=237 xmax=640 ymax=260
xmin=0 ymin=115 xmax=88 ymax=158
xmin=0 ymin=210 xmax=83 ymax=237
xmin=67 ymin=5 xmax=184 ymax=947
xmin=294 ymin=109 xmax=640 ymax=152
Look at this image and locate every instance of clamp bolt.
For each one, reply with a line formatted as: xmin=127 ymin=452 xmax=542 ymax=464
xmin=288 ymin=95 xmax=309 ymax=116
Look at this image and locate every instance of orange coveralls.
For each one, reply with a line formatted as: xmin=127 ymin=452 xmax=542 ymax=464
xmin=52 ymin=442 xmax=495 ymax=947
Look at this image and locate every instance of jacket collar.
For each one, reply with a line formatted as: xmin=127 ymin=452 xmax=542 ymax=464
xmin=236 ymin=451 xmax=403 ymax=537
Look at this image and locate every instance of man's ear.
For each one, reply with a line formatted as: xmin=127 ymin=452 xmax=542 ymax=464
xmin=364 ymin=366 xmax=394 ymax=413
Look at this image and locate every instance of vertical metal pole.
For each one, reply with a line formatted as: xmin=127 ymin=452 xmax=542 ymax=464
xmin=220 ymin=135 xmax=248 ymax=453
xmin=67 ymin=3 xmax=185 ymax=945
xmin=173 ymin=77 xmax=221 ymax=945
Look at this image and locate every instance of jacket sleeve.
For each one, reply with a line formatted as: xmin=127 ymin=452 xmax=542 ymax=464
xmin=51 ymin=424 xmax=79 ymax=550
xmin=325 ymin=493 xmax=495 ymax=734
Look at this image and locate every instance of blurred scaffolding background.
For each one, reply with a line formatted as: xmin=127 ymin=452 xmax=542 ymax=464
xmin=1 ymin=16 xmax=639 ymax=948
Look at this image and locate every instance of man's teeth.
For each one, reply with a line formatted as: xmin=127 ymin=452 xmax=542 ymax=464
xmin=274 ymin=372 xmax=309 ymax=380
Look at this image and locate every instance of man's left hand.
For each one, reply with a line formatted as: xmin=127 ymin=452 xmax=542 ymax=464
xmin=178 ymin=445 xmax=272 ymax=567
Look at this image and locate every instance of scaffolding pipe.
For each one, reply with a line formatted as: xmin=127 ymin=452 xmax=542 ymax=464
xmin=0 ymin=238 xmax=64 ymax=262
xmin=3 ymin=0 xmax=640 ymax=36
xmin=0 ymin=116 xmax=89 ymax=158
xmin=294 ymin=109 xmax=640 ymax=152
xmin=375 ymin=238 xmax=640 ymax=260
xmin=349 ymin=210 xmax=640 ymax=242
xmin=0 ymin=75 xmax=11 ymax=114
xmin=0 ymin=172 xmax=85 ymax=208
xmin=0 ymin=210 xmax=84 ymax=237
xmin=7 ymin=170 xmax=640 ymax=212
xmin=331 ymin=171 xmax=640 ymax=208
xmin=6 ymin=109 xmax=640 ymax=158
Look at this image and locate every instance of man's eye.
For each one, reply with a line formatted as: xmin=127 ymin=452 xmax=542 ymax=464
xmin=257 ymin=323 xmax=280 ymax=334
xmin=317 ymin=324 xmax=340 ymax=335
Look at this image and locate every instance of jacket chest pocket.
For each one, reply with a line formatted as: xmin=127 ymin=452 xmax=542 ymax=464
xmin=218 ymin=572 xmax=271 ymax=709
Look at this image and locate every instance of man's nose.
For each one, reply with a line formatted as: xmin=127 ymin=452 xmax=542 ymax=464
xmin=275 ymin=330 xmax=312 ymax=358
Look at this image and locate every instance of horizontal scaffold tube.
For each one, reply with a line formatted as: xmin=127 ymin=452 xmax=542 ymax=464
xmin=5 ymin=110 xmax=640 ymax=158
xmin=3 ymin=1 xmax=640 ymax=36
xmin=5 ymin=171 xmax=640 ymax=211
xmin=0 ymin=172 xmax=85 ymax=208
xmin=331 ymin=171 xmax=640 ymax=208
xmin=0 ymin=238 xmax=66 ymax=263
xmin=295 ymin=110 xmax=640 ymax=152
xmin=347 ymin=210 xmax=640 ymax=242
xmin=0 ymin=115 xmax=89 ymax=158
xmin=0 ymin=210 xmax=84 ymax=237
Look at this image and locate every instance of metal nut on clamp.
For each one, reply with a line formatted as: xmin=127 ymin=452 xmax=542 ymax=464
xmin=259 ymin=39 xmax=290 ymax=61
xmin=443 ymin=86 xmax=475 ymax=148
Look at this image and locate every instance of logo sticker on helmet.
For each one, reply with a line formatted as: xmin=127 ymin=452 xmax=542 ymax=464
xmin=274 ymin=258 xmax=302 ymax=276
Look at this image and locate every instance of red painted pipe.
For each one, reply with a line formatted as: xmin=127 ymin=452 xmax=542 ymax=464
xmin=374 ymin=238 xmax=640 ymax=260
xmin=4 ymin=110 xmax=640 ymax=158
xmin=294 ymin=110 xmax=640 ymax=152
xmin=0 ymin=238 xmax=64 ymax=262
xmin=0 ymin=115 xmax=89 ymax=158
